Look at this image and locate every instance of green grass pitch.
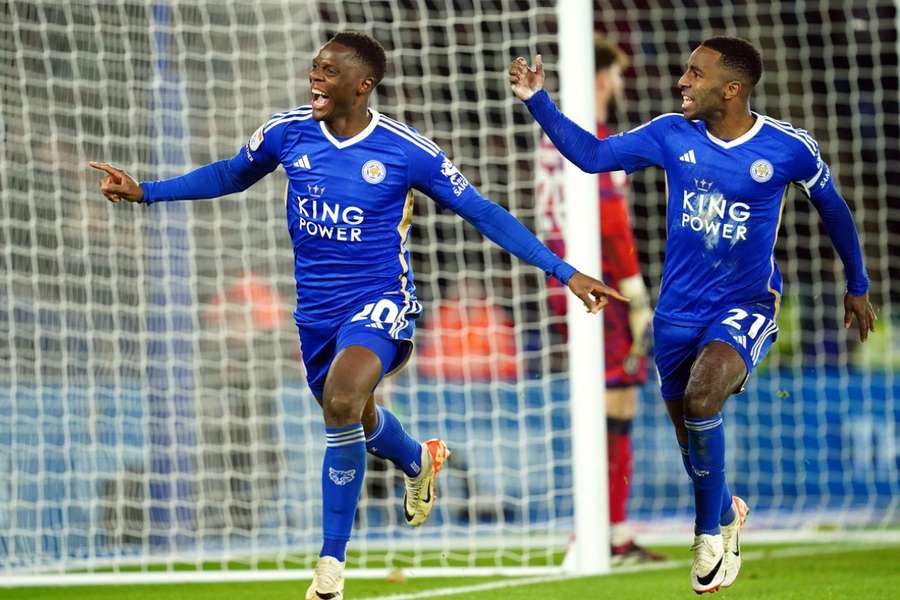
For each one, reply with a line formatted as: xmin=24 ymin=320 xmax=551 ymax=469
xmin=3 ymin=542 xmax=898 ymax=599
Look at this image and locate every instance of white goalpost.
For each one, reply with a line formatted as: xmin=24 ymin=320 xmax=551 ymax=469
xmin=0 ymin=0 xmax=897 ymax=586
xmin=556 ymin=0 xmax=609 ymax=577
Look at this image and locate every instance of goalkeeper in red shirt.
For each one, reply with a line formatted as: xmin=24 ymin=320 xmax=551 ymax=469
xmin=535 ymin=35 xmax=664 ymax=564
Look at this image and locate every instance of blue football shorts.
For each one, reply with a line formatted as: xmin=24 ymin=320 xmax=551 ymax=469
xmin=297 ymin=294 xmax=420 ymax=400
xmin=653 ymin=301 xmax=778 ymax=402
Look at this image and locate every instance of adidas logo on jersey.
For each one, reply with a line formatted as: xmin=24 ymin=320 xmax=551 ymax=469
xmin=293 ymin=154 xmax=311 ymax=169
xmin=679 ymin=149 xmax=697 ymax=164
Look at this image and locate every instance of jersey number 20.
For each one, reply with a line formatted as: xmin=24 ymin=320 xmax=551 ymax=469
xmin=351 ymin=299 xmax=400 ymax=329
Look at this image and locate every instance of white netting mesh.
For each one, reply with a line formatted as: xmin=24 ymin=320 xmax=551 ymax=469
xmin=0 ymin=0 xmax=896 ymax=578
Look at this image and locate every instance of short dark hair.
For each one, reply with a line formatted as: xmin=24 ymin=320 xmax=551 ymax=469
xmin=594 ymin=35 xmax=628 ymax=73
xmin=328 ymin=31 xmax=387 ymax=85
xmin=700 ymin=36 xmax=762 ymax=87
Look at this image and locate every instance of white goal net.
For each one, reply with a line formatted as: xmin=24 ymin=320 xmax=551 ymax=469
xmin=0 ymin=0 xmax=897 ymax=582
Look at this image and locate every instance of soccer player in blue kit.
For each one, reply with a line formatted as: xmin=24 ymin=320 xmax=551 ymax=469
xmin=510 ymin=37 xmax=876 ymax=593
xmin=90 ymin=31 xmax=623 ymax=599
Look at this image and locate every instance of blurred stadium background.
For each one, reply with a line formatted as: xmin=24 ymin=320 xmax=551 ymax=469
xmin=0 ymin=0 xmax=897 ymax=583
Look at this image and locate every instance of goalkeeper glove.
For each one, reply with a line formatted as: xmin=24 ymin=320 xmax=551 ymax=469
xmin=618 ymin=274 xmax=653 ymax=374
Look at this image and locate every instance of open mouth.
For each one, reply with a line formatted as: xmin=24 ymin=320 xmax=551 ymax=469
xmin=312 ymin=89 xmax=330 ymax=110
xmin=682 ymin=95 xmax=694 ymax=111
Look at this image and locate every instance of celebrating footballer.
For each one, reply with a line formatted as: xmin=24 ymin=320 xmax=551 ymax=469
xmin=91 ymin=31 xmax=623 ymax=600
xmin=510 ymin=36 xmax=876 ymax=594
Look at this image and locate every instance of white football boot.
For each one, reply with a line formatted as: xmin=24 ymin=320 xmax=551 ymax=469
xmin=690 ymin=533 xmax=725 ymax=594
xmin=305 ymin=555 xmax=344 ymax=600
xmin=721 ymin=496 xmax=750 ymax=588
xmin=403 ymin=438 xmax=450 ymax=526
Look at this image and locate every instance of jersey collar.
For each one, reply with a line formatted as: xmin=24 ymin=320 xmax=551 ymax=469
xmin=704 ymin=111 xmax=765 ymax=149
xmin=319 ymin=109 xmax=381 ymax=149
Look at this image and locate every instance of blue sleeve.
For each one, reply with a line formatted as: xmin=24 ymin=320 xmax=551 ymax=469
xmin=803 ymin=164 xmax=870 ymax=295
xmin=410 ymin=148 xmax=577 ymax=284
xmin=140 ymin=119 xmax=284 ymax=204
xmin=523 ymin=90 xmax=668 ymax=174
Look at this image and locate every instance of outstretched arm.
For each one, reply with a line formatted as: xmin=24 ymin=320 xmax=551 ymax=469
xmin=411 ymin=143 xmax=626 ymax=313
xmin=807 ymin=175 xmax=876 ymax=341
xmin=453 ymin=189 xmax=627 ymax=313
xmin=89 ymin=116 xmax=286 ymax=205
xmin=508 ymin=55 xmax=623 ymax=173
xmin=89 ymin=148 xmax=274 ymax=205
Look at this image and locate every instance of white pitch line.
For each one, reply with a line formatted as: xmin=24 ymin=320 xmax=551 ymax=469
xmin=355 ymin=542 xmax=900 ymax=600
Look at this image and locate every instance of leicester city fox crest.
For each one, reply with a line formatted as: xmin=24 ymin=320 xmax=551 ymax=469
xmin=329 ymin=467 xmax=357 ymax=486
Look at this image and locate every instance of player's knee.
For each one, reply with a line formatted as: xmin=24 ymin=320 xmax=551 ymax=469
xmin=322 ymin=391 xmax=366 ymax=426
xmin=683 ymin=389 xmax=723 ymax=418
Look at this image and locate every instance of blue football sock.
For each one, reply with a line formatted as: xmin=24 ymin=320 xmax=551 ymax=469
xmin=682 ymin=434 xmax=734 ymax=526
xmin=320 ymin=423 xmax=367 ymax=562
xmin=679 ymin=442 xmax=693 ymax=480
xmin=685 ymin=414 xmax=726 ymax=536
xmin=720 ymin=480 xmax=736 ymax=526
xmin=681 ymin=437 xmax=733 ymax=523
xmin=365 ymin=405 xmax=423 ymax=477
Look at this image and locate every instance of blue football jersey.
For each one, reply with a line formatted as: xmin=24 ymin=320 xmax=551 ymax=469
xmin=237 ymin=106 xmax=495 ymax=326
xmin=606 ymin=112 xmax=827 ymax=325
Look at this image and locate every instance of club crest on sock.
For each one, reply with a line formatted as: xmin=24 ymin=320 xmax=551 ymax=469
xmin=329 ymin=467 xmax=357 ymax=485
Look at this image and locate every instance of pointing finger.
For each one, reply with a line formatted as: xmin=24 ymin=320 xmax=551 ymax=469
xmin=89 ymin=161 xmax=118 ymax=175
xmin=601 ymin=285 xmax=629 ymax=303
xmin=89 ymin=161 xmax=124 ymax=183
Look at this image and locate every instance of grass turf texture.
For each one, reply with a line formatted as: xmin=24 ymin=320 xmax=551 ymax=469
xmin=4 ymin=543 xmax=898 ymax=599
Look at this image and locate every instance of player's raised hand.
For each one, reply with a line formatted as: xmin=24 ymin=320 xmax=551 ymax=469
xmin=88 ymin=161 xmax=144 ymax=204
xmin=844 ymin=291 xmax=876 ymax=342
xmin=508 ymin=54 xmax=544 ymax=101
xmin=567 ymin=272 xmax=629 ymax=314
